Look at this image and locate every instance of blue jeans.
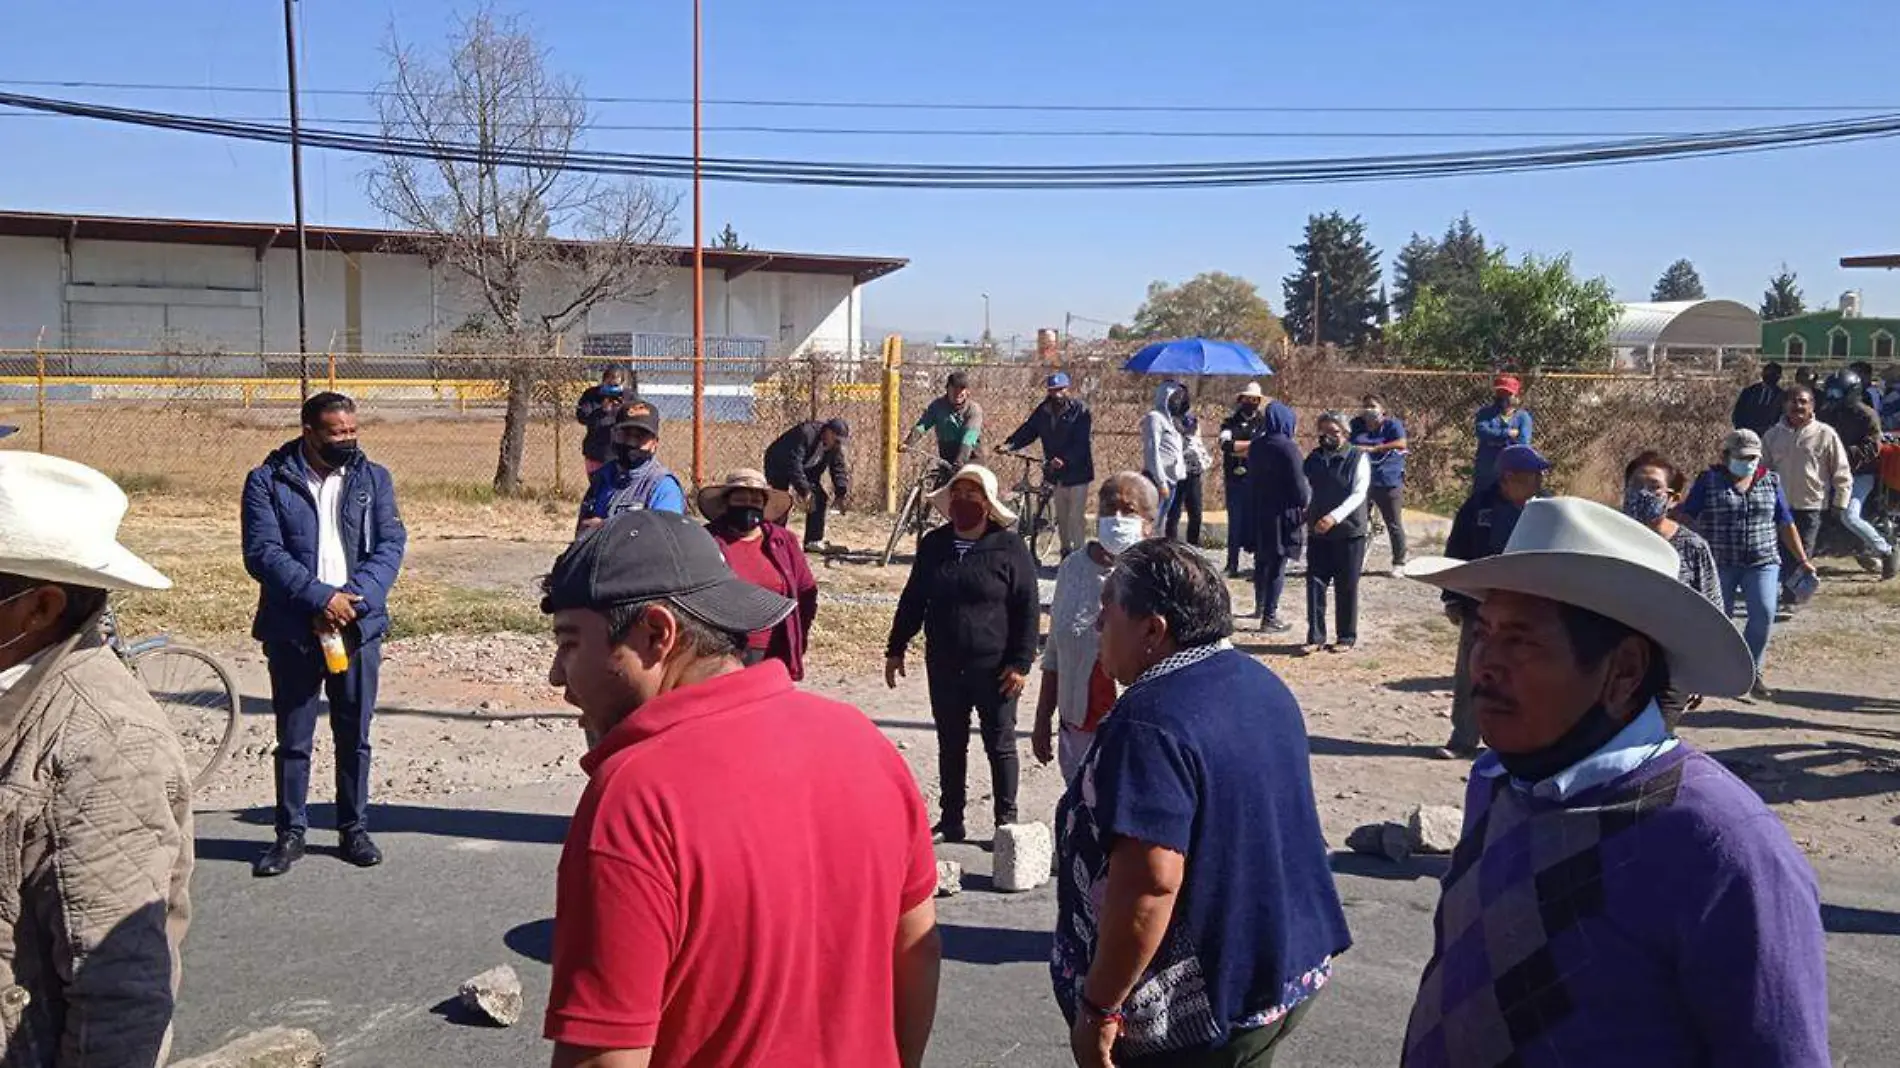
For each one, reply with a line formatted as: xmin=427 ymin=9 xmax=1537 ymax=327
xmin=266 ymin=639 xmax=381 ymax=836
xmin=1843 ymin=473 xmax=1892 ymax=555
xmin=1717 ymin=562 xmax=1779 ymax=675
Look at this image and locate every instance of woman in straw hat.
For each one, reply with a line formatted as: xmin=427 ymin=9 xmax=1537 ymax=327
xmin=885 ymin=464 xmax=1039 ymax=844
xmin=1400 ymin=497 xmax=1826 ymax=1066
xmin=698 ymin=469 xmax=818 ymax=680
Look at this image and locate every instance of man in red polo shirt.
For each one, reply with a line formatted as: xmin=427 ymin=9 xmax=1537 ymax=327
xmin=541 ymin=510 xmax=942 ymax=1068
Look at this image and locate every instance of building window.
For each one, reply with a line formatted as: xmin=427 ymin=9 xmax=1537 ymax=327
xmin=1829 ymin=328 xmax=1851 ymax=358
xmin=1785 ymin=335 xmax=1807 ymax=358
xmin=1875 ymin=332 xmax=1895 ymax=362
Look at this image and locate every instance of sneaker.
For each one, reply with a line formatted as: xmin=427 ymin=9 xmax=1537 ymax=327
xmin=1328 ymin=641 xmax=1356 ymax=654
xmin=1750 ymin=679 xmax=1777 ymax=701
xmin=931 ymin=822 xmax=966 ymax=845
xmin=1856 ymin=553 xmax=1881 ymax=574
xmin=252 ymin=831 xmax=306 ymax=878
xmin=1260 ymin=616 xmax=1292 ymax=634
xmin=340 ymin=829 xmax=384 ymax=868
xmin=802 ymin=541 xmax=825 ymax=554
xmin=1390 ymin=562 xmax=1408 ymax=578
xmin=1435 ymin=743 xmax=1481 ymax=761
xmin=1885 ymin=549 xmax=1898 ymax=582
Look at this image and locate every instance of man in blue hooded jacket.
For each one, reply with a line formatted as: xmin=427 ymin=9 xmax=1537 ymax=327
xmin=241 ymin=392 xmax=407 ymax=877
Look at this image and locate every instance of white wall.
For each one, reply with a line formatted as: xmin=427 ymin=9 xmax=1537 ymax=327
xmin=0 ymin=233 xmax=875 ymax=359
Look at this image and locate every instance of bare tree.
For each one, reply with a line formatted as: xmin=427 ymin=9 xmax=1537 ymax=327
xmin=367 ymin=7 xmax=678 ymax=494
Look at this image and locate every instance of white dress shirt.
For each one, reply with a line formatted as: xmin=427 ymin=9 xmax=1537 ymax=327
xmin=1324 ymin=451 xmax=1372 ymax=526
xmin=306 ymin=466 xmax=349 ymax=587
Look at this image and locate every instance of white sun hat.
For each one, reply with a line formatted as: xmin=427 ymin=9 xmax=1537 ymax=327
xmin=0 ymin=453 xmax=170 ymax=591
xmin=927 ymin=463 xmax=1018 ymax=526
xmin=1405 ymin=497 xmax=1754 ymax=696
xmin=1236 ymin=381 xmax=1266 ymax=400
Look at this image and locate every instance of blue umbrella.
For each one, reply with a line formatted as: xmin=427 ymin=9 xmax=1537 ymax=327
xmin=1122 ymin=337 xmax=1272 ymax=377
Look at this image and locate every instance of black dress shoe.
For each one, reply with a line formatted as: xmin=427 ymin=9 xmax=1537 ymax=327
xmin=253 ymin=832 xmax=305 ymax=878
xmin=340 ymin=830 xmax=384 ymax=868
xmin=930 ymin=822 xmax=966 ymax=845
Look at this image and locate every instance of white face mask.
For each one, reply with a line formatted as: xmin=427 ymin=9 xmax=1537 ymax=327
xmin=1097 ymin=515 xmax=1146 ymax=556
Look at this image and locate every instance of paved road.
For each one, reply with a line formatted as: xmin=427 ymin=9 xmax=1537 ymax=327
xmin=174 ymin=781 xmax=1898 ymax=1067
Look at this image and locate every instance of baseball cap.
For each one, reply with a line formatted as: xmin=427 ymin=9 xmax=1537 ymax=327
xmin=1045 ymin=372 xmax=1072 ymax=390
xmin=1496 ymin=444 xmax=1552 ymax=474
xmin=614 ymin=396 xmax=662 ymax=436
xmin=542 ymin=510 xmax=794 ymax=635
xmin=1722 ymin=428 xmax=1764 ymax=459
xmin=1493 ymin=374 xmax=1523 ymax=396
xmin=822 ymin=417 xmax=851 ymax=439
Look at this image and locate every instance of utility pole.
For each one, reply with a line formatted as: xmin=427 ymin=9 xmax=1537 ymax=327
xmin=981 ymin=293 xmax=992 ymax=345
xmin=690 ymin=0 xmax=707 ymax=485
xmin=1309 ymin=270 xmax=1323 ymax=349
xmin=283 ymin=0 xmax=311 ymax=398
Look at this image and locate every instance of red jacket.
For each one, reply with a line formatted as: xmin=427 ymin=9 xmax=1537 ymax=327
xmin=710 ymin=522 xmax=819 ymax=680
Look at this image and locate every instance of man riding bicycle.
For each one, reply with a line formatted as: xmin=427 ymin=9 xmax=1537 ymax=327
xmin=900 ymin=371 xmax=983 ymax=482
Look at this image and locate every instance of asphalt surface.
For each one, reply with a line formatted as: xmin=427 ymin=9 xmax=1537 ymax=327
xmin=174 ymin=781 xmax=1899 ymax=1067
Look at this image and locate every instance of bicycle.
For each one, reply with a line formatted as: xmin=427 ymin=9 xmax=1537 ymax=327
xmin=999 ymin=450 xmax=1058 ymax=565
xmin=882 ymin=454 xmax=955 ymax=567
xmin=103 ymin=603 xmax=242 ymax=792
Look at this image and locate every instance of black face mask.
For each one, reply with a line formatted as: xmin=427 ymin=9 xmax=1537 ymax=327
xmin=722 ymin=506 xmax=766 ymax=534
xmin=614 ymin=443 xmax=651 ymax=469
xmin=1493 ymin=701 xmax=1628 ymax=783
xmin=316 ymin=440 xmax=359 ymax=468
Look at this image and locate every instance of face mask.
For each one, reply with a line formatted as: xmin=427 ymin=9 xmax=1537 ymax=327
xmin=723 ymin=506 xmax=765 ymax=534
xmin=1727 ymin=457 xmax=1757 ymax=479
xmin=1319 ymin=433 xmax=1344 ymax=451
xmin=0 ymin=587 xmax=44 ymax=657
xmin=1494 ymin=701 xmax=1628 ymax=783
xmin=316 ymin=440 xmax=359 ymax=468
xmin=1622 ymin=485 xmax=1670 ymax=524
xmin=1096 ymin=515 xmax=1145 ymax=556
xmin=1239 ymin=400 xmax=1261 ymax=415
xmin=948 ymin=499 xmax=989 ymax=531
xmin=601 ymin=384 xmax=624 ymax=397
xmin=614 ymin=443 xmax=651 ymax=468
xmin=1362 ymin=410 xmax=1381 ymax=424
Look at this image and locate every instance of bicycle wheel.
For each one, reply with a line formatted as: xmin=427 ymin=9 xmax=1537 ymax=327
xmin=1028 ymin=493 xmax=1055 ymax=564
xmin=129 ymin=643 xmax=242 ymax=792
xmin=883 ymin=484 xmax=924 ymax=567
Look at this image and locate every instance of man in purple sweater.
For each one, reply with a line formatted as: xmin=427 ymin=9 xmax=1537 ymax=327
xmin=1402 ymin=497 xmax=1830 ymax=1067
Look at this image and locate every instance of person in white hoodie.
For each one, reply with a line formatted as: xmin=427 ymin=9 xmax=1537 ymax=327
xmin=1141 ymin=381 xmax=1189 ymax=514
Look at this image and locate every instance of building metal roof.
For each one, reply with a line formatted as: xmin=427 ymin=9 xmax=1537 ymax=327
xmin=1610 ymin=299 xmax=1761 ymax=350
xmin=0 ymin=209 xmax=907 ymax=284
xmin=1842 ymin=254 xmax=1900 ymax=269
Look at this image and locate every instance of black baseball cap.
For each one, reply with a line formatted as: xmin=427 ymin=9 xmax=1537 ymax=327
xmin=822 ymin=417 xmax=851 ymax=439
xmin=542 ymin=510 xmax=794 ymax=635
xmin=614 ymin=396 xmax=662 ymax=436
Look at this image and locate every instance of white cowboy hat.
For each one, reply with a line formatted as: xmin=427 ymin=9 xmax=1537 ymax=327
xmin=0 ymin=453 xmax=170 ymax=591
xmin=927 ymin=463 xmax=1017 ymax=526
xmin=1405 ymin=497 xmax=1754 ymax=696
xmin=696 ymin=468 xmax=794 ymax=525
xmin=1236 ymin=382 xmax=1266 ymax=400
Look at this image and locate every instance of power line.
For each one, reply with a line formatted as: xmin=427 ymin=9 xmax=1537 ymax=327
xmin=0 ymin=77 xmax=1894 ymax=115
xmin=3 ymin=90 xmax=1897 ymax=190
xmin=0 ymin=111 xmax=1745 ymax=139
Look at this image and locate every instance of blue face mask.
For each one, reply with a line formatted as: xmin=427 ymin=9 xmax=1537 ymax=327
xmin=1622 ymin=484 xmax=1670 ymax=524
xmin=1728 ymin=457 xmax=1757 ymax=479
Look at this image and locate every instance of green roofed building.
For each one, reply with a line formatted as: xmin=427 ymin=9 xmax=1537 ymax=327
xmin=1760 ymin=292 xmax=1900 ymax=364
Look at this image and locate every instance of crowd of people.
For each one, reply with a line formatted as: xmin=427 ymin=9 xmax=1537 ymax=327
xmin=0 ymin=356 xmax=1863 ymax=1067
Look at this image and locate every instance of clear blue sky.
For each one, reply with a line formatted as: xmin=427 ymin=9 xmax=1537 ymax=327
xmin=5 ymin=0 xmax=1900 ymax=342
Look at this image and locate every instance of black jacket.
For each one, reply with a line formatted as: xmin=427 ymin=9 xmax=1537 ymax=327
xmin=1732 ymin=381 xmax=1786 ymax=436
xmin=1003 ymin=398 xmax=1094 ymax=486
xmin=1218 ymin=407 xmax=1268 ymax=480
xmin=886 ymin=523 xmax=1039 ymax=672
xmin=1823 ymin=400 xmax=1883 ymax=475
xmin=763 ymin=421 xmax=850 ymax=498
xmin=575 ymin=386 xmax=624 ymax=462
xmin=1442 ymin=484 xmax=1539 ymax=608
xmin=1249 ymin=432 xmax=1310 ymax=559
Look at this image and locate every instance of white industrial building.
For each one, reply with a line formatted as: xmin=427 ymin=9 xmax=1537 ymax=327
xmin=0 ymin=210 xmax=906 ymax=360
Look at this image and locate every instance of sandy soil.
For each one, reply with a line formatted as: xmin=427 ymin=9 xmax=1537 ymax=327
xmin=174 ymin=507 xmax=1900 ymax=866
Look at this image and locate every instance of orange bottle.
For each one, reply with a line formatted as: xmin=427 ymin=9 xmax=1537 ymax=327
xmin=318 ymin=630 xmax=350 ymax=675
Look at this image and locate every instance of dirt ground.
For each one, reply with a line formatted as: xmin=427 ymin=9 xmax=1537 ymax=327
xmin=115 ymin=495 xmax=1900 ymax=866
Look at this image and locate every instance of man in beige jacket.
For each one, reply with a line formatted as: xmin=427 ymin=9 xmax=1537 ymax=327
xmin=1762 ymin=385 xmax=1853 ymax=603
xmin=0 ymin=453 xmax=192 ymax=1067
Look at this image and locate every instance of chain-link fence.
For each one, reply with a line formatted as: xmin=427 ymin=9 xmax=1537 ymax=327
xmin=0 ymin=341 xmax=1752 ymax=511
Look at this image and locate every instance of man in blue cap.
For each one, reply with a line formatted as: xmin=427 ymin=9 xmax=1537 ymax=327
xmin=1438 ymin=443 xmax=1549 ymax=758
xmin=1003 ymin=372 xmax=1095 ymax=557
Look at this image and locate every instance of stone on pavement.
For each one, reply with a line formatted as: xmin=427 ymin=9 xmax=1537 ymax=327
xmin=935 ymin=859 xmax=963 ymax=897
xmin=459 ymin=964 xmax=524 ymax=1027
xmin=1406 ymin=805 xmax=1464 ymax=855
xmin=1345 ymin=821 xmax=1412 ymax=862
xmin=993 ymin=822 xmax=1054 ymax=892
xmin=169 ymin=1026 xmax=324 ymax=1068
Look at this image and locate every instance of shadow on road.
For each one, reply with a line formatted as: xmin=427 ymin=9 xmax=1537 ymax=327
xmin=1822 ymin=903 xmax=1900 ymax=937
xmin=1308 ymin=735 xmax=1446 ymax=760
xmin=1770 ymin=689 xmax=1900 ymax=716
xmin=431 ymin=995 xmax=507 ymax=1028
xmin=1707 ymin=740 xmax=1900 ymax=804
xmin=940 ymin=923 xmax=1052 ymax=965
xmin=229 ymin=803 xmax=570 ymax=844
xmin=1381 ymin=676 xmax=1455 ymax=694
xmin=1688 ymin=707 xmax=1900 ymax=745
xmin=870 ymin=718 xmax=1032 ymax=741
xmin=237 ymin=694 xmax=571 ymax=723
xmin=1230 ymin=639 xmax=1308 ymax=657
xmin=505 ymin=918 xmax=554 ymax=963
xmin=1329 ymin=851 xmax=1450 ymax=882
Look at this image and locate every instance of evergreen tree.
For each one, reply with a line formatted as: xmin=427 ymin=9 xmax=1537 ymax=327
xmin=1392 ymin=233 xmax=1440 ymax=320
xmin=1282 ymin=212 xmax=1385 ymax=347
xmin=1651 ymin=258 xmax=1707 ymax=301
xmin=715 ymin=223 xmax=748 ymax=251
xmin=1760 ymin=265 xmax=1806 ymax=320
xmin=1391 ymin=213 xmax=1490 ymax=319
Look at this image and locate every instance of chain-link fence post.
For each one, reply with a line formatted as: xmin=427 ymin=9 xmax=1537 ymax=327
xmin=33 ymin=327 xmax=46 ymax=452
xmin=881 ymin=334 xmax=903 ymax=512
